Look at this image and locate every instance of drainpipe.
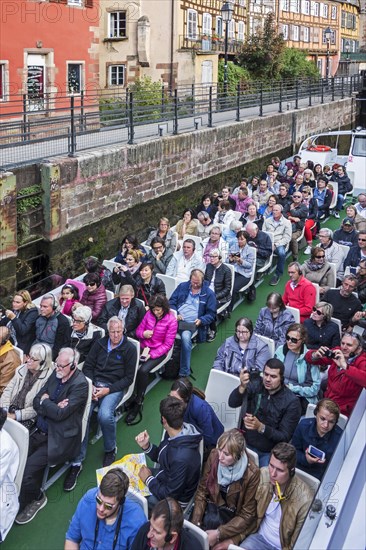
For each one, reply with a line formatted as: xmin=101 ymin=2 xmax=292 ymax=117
xmin=170 ymin=0 xmax=174 ymax=92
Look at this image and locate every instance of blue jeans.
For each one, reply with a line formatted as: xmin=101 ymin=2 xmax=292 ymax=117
xmin=179 ymin=330 xmax=193 ymax=377
xmin=248 ymin=445 xmax=270 ymax=467
xmin=240 ymin=533 xmax=280 ymax=550
xmin=336 ymin=193 xmax=344 ymax=212
xmin=76 ymin=390 xmax=124 ymax=462
xmin=274 ymin=245 xmax=286 ymax=277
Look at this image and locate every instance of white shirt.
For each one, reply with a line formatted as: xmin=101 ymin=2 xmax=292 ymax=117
xmin=258 ymin=494 xmax=282 ymax=550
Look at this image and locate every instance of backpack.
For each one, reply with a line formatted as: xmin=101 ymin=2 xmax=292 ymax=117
xmin=161 ymin=340 xmax=181 ymax=380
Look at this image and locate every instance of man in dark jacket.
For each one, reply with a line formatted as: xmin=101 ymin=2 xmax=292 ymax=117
xmin=284 ymin=191 xmax=308 ymax=261
xmin=204 ymin=249 xmax=232 ymax=340
xmin=331 ymin=165 xmax=353 ymax=218
xmin=147 ymin=237 xmax=174 ymax=274
xmin=97 ymin=284 xmax=145 ymax=338
xmin=136 ymin=397 xmax=202 ymax=508
xmin=33 ymin=294 xmax=71 ymax=360
xmin=65 ymin=317 xmax=137 ymax=489
xmin=132 ymin=498 xmax=203 ymax=550
xmin=333 ymin=217 xmax=359 ymax=248
xmin=228 ymin=358 xmax=301 ymax=467
xmin=15 ymin=347 xmax=88 ymax=524
xmin=170 ymin=270 xmax=216 ymax=377
xmin=344 ymin=230 xmax=366 ymax=271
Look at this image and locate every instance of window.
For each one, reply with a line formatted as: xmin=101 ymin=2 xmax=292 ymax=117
xmin=67 ymin=63 xmax=82 ymax=93
xmin=228 ymin=19 xmax=235 ymax=39
xmin=68 ymin=0 xmax=82 ymax=5
xmin=291 ymin=0 xmax=300 ymax=13
xmin=282 ymin=0 xmax=290 ymax=11
xmin=293 ymin=25 xmax=299 ymax=40
xmin=323 ymin=29 xmax=336 ymax=44
xmin=216 ymin=16 xmax=223 ymax=37
xmin=312 ymin=2 xmax=319 ymax=16
xmin=317 ymin=59 xmax=323 ymax=74
xmin=331 ymin=5 xmax=337 ymax=19
xmin=341 ymin=10 xmax=346 ymax=27
xmin=238 ymin=21 xmax=245 ymax=41
xmin=109 ymin=12 xmax=127 ymax=39
xmin=302 ymin=0 xmax=310 ymax=15
xmin=202 ymin=13 xmax=212 ymax=36
xmin=303 ymin=27 xmax=310 ymax=41
xmin=0 ymin=64 xmax=5 ymax=100
xmin=187 ymin=9 xmax=198 ymax=39
xmin=282 ymin=24 xmax=289 ymax=40
xmin=238 ymin=0 xmax=245 ymax=6
xmin=321 ymin=3 xmax=328 ymax=18
xmin=109 ymin=65 xmax=125 ymax=86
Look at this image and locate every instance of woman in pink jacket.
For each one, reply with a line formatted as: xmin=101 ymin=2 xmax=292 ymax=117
xmin=80 ymin=273 xmax=107 ymax=323
xmin=125 ymin=294 xmax=178 ymax=425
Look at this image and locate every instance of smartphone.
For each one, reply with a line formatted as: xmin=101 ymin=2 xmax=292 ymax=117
xmin=308 ymin=445 xmax=325 ymax=461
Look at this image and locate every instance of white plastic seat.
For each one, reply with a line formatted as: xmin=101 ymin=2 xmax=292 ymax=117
xmin=246 ymin=447 xmax=259 ymax=467
xmin=228 ymin=545 xmax=242 ymax=550
xmin=217 ymin=263 xmax=235 ymax=316
xmin=329 ymin=180 xmax=338 ymax=210
xmin=146 ymin=311 xmax=178 ymax=393
xmin=327 ymin=262 xmax=337 ymax=289
xmin=311 ymin=282 xmax=320 ymax=303
xmin=305 ymin=403 xmax=348 ymax=429
xmin=183 ymin=520 xmax=209 ymax=550
xmin=127 ymin=489 xmax=148 ymax=519
xmin=237 ymin=248 xmax=257 ymax=295
xmin=295 ymin=467 xmax=320 ymax=496
xmin=183 ymin=234 xmax=203 ymax=254
xmin=255 ymin=334 xmax=275 ymax=357
xmin=42 ymin=376 xmax=93 ymax=491
xmin=286 ymin=305 xmax=300 ymax=323
xmin=105 ymin=289 xmax=115 ymax=301
xmin=156 ymin=273 xmax=179 ymax=299
xmin=331 ymin=316 xmax=342 ymax=337
xmin=205 ymin=370 xmax=240 ymax=431
xmin=231 ymin=211 xmax=242 ymax=221
xmin=257 ymin=231 xmax=274 ymax=275
xmin=3 ymin=418 xmax=29 ymax=495
xmin=13 ymin=346 xmax=24 ymax=364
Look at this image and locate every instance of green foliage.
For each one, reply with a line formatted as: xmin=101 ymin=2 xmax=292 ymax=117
xmin=237 ymin=13 xmax=285 ymax=80
xmin=99 ymin=97 xmax=126 ymax=125
xmin=129 ymin=76 xmax=166 ymax=121
xmin=279 ymin=48 xmax=319 ymax=80
xmin=17 ymin=185 xmax=42 ymax=213
xmin=218 ymin=60 xmax=251 ymax=94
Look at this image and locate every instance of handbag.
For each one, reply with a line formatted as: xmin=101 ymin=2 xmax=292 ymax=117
xmin=201 ymin=501 xmax=236 ymax=530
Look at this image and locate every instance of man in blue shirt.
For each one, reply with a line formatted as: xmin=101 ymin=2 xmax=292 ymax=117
xmin=291 ymin=398 xmax=343 ymax=480
xmin=65 ymin=468 xmax=146 ymax=550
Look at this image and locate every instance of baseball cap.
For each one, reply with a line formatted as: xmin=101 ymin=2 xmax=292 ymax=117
xmin=342 ymin=217 xmax=354 ymax=226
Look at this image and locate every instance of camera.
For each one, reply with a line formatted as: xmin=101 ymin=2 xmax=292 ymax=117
xmin=0 ymin=304 xmax=6 ymax=318
xmin=324 ymin=349 xmax=336 ymax=359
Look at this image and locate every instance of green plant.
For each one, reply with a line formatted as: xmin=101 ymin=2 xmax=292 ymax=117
xmin=279 ymin=48 xmax=320 ymax=80
xmin=218 ymin=60 xmax=251 ymax=95
xmin=99 ymin=97 xmax=126 ymax=125
xmin=129 ymin=76 xmax=165 ymax=122
xmin=17 ymin=185 xmax=42 ymax=213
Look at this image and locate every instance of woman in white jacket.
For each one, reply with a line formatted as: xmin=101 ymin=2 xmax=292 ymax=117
xmin=0 ymin=408 xmax=19 ymax=541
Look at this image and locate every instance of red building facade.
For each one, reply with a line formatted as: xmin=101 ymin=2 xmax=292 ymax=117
xmin=0 ymin=0 xmax=99 ymax=112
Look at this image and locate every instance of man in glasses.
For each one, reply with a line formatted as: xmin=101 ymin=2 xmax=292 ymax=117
xmin=284 ymin=191 xmax=308 ymax=261
xmin=15 ymin=348 xmax=88 ymax=525
xmin=322 ymin=274 xmax=362 ymax=330
xmin=33 ymin=294 xmax=71 ymax=360
xmin=282 ymin=262 xmax=316 ymax=323
xmin=65 ymin=468 xmax=146 ymax=550
xmin=147 ymin=237 xmax=174 ymax=275
xmin=344 ymin=230 xmax=366 ymax=271
xmin=229 ymin=358 xmax=301 ymax=467
xmin=306 ymin=333 xmax=366 ymax=416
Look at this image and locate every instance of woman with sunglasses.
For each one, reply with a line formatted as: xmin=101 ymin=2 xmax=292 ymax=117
xmin=0 ymin=343 xmax=53 ymax=430
xmin=0 ymin=290 xmax=38 ymax=355
xmin=134 ymin=262 xmax=166 ymax=306
xmin=80 ymin=273 xmax=107 ymax=323
xmin=301 ymin=186 xmax=318 ymax=254
xmin=275 ymin=323 xmax=320 ymax=412
xmin=70 ymin=306 xmax=103 ymax=363
xmin=303 ymin=302 xmax=341 ymax=350
xmin=301 ymin=247 xmax=334 ymax=296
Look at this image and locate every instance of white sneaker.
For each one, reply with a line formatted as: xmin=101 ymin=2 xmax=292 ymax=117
xmin=304 ymin=245 xmax=312 ymax=254
xmin=334 ymin=211 xmax=340 ymax=219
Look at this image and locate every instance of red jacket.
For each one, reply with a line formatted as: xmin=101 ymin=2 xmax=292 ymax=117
xmin=136 ymin=310 xmax=178 ymax=359
xmin=81 ymin=284 xmax=107 ymax=323
xmin=282 ymin=276 xmax=316 ymax=323
xmin=305 ymin=349 xmax=366 ymax=416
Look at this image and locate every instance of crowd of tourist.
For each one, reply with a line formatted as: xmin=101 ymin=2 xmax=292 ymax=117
xmin=0 ymin=156 xmax=365 ymax=549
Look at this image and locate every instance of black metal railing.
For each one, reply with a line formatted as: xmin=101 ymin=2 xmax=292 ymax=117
xmin=0 ymin=75 xmax=362 ymax=169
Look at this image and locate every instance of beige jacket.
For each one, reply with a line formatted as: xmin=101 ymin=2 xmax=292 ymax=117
xmin=0 ymin=343 xmax=21 ymax=396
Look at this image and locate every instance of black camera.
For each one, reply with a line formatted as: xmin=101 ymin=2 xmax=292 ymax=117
xmin=324 ymin=349 xmax=336 ymax=359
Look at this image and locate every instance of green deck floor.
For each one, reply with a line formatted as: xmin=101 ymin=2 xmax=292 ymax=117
xmin=3 ymin=216 xmax=341 ymax=550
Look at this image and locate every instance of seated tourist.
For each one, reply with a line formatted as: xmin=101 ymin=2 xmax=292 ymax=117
xmin=59 ymin=283 xmax=80 ymax=317
xmin=291 ymin=398 xmax=343 ymax=481
xmin=191 ymin=429 xmax=260 ymax=548
xmin=333 ymin=217 xmax=359 ymax=248
xmin=0 ymin=327 xmax=22 ymax=396
xmin=0 ymin=343 xmax=53 ymax=430
xmin=318 ymin=227 xmax=348 ymax=282
xmin=204 ymin=248 xmax=232 ymax=339
xmin=33 ymin=294 xmax=71 ymax=360
xmin=303 ymin=302 xmax=341 ymax=350
xmin=80 ymin=273 xmax=107 ymax=323
xmin=175 ymin=208 xmax=198 ymax=241
xmin=202 ymin=226 xmax=227 ymax=264
xmin=98 ymin=285 xmax=146 ymax=338
xmin=70 ymin=306 xmax=103 ymax=363
xmin=133 ymin=262 xmax=166 ymax=306
xmin=84 ymin=256 xmax=114 ymax=292
xmin=111 ymin=249 xmax=144 ymax=287
xmin=147 ymin=237 xmax=174 ymax=275
xmin=222 ymin=220 xmax=243 ymax=250
xmin=125 ymin=294 xmax=178 ymax=425
xmin=301 ymin=247 xmax=334 ymax=297
xmin=322 ymin=275 xmax=362 ymax=330
xmin=283 ymin=191 xmax=308 ymax=261
xmin=227 ymin=231 xmax=256 ymax=311
xmin=114 ymin=234 xmax=146 ymax=265
xmin=238 ymin=443 xmax=313 ymax=549
xmin=197 ymin=211 xmax=214 ymax=240
xmin=254 ymin=292 xmax=295 ymax=347
xmin=213 ymin=200 xmax=237 ymax=226
xmin=0 ymin=407 xmax=19 ymax=541
xmin=135 ymin=396 xmax=202 ymax=509
xmin=213 ymin=317 xmax=271 ymax=376
xmin=239 ymin=203 xmax=263 ymax=230
xmin=166 ymin=239 xmax=205 ymax=283
xmin=195 ymin=193 xmax=218 ymax=220
xmin=282 ymin=262 xmax=316 ymax=323
xmin=145 ymin=217 xmax=177 ymax=254
xmin=274 ymin=323 xmax=320 ymax=413
xmin=0 ymin=290 xmax=38 ymax=354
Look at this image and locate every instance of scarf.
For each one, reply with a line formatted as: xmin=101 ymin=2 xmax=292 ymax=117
xmin=0 ymin=340 xmax=14 ymax=357
xmin=10 ymin=369 xmax=41 ymax=412
xmin=217 ymin=452 xmax=248 ymax=487
xmin=305 ymin=260 xmax=325 ymax=272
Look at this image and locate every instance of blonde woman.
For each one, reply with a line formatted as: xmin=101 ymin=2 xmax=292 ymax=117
xmin=0 ymin=290 xmax=38 ymax=354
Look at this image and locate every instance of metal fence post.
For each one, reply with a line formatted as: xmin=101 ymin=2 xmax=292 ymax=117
xmin=259 ymin=82 xmax=263 ymax=117
xmin=321 ymin=79 xmax=324 ymax=104
xmin=308 ymin=78 xmax=312 ymax=107
xmin=349 ymin=75 xmax=353 ymax=96
xmin=331 ymin=77 xmax=335 ymax=101
xmin=295 ymin=80 xmax=299 ymax=109
xmin=341 ymin=76 xmax=344 ymax=99
xmin=279 ymin=81 xmax=282 ymax=113
xmin=173 ymin=89 xmax=178 ymax=135
xmin=68 ymin=95 xmax=76 ymax=157
xmin=161 ymin=85 xmax=165 ymax=115
xmin=236 ymin=84 xmax=240 ymax=122
xmin=208 ymin=86 xmax=213 ymax=128
xmin=127 ymin=92 xmax=134 ymax=145
xmin=80 ymin=90 xmax=85 ymax=131
xmin=22 ymin=94 xmax=29 ymax=142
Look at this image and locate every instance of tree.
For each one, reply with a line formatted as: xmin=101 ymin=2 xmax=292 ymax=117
xmin=218 ymin=60 xmax=251 ymax=94
xmin=279 ymin=48 xmax=319 ymax=80
xmin=237 ymin=13 xmax=285 ymax=80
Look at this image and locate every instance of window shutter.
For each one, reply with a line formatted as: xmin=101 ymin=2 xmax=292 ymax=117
xmin=85 ymin=0 xmax=93 ymax=7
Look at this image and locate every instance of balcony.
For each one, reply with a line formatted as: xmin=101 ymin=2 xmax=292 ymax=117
xmin=179 ymin=34 xmax=244 ymax=55
xmin=340 ymin=52 xmax=366 ymax=62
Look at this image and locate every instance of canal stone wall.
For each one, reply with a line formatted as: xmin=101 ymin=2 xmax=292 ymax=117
xmin=0 ymin=97 xmax=357 ymax=297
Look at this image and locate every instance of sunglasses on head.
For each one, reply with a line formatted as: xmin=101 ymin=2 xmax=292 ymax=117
xmin=312 ymin=307 xmax=324 ymax=315
xmin=286 ymin=335 xmax=300 ymax=344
